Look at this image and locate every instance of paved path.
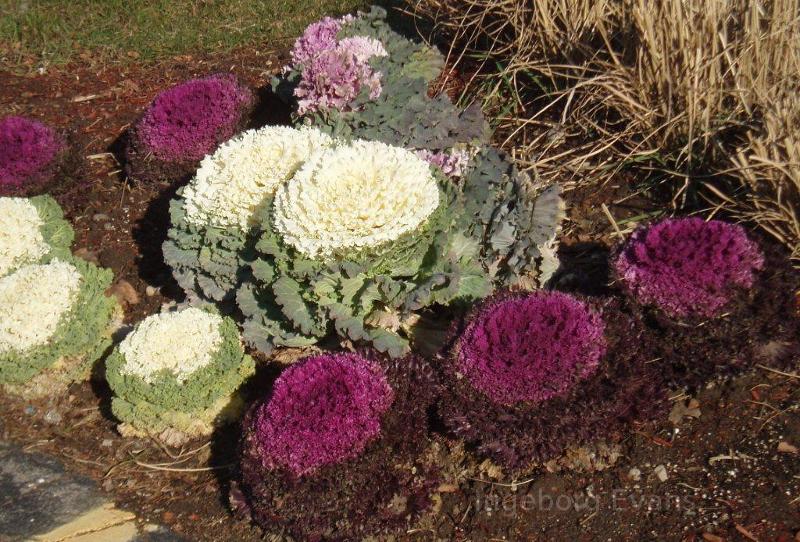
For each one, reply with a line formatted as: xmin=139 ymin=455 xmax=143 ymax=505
xmin=0 ymin=443 xmax=181 ymax=542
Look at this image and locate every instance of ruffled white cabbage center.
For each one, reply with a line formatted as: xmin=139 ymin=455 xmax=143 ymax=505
xmin=182 ymin=126 xmax=333 ymax=230
xmin=0 ymin=260 xmax=82 ymax=354
xmin=0 ymin=198 xmax=49 ymax=277
xmin=273 ymin=140 xmax=440 ymax=259
xmin=118 ymin=307 xmax=224 ymax=384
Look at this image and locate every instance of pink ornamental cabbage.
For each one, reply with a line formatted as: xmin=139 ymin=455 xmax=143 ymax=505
xmin=290 ymin=15 xmax=354 ymax=66
xmin=456 ymin=291 xmax=606 ymax=406
xmin=135 ymin=74 xmax=252 ymax=164
xmin=0 ymin=116 xmax=63 ymax=194
xmin=295 ymin=48 xmax=382 ymax=114
xmin=295 ymin=38 xmax=387 ymax=114
xmin=252 ymin=352 xmax=394 ymax=477
xmin=613 ymin=218 xmax=764 ymax=319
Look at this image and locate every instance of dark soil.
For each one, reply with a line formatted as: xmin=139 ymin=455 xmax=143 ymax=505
xmin=1 ymin=50 xmax=799 ymax=542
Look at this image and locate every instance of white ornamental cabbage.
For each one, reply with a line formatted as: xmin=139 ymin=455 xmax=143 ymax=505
xmin=181 ymin=126 xmax=333 ymax=230
xmin=118 ymin=307 xmax=224 ymax=384
xmin=0 ymin=198 xmax=50 ymax=276
xmin=0 ymin=259 xmax=82 ymax=354
xmin=272 ymin=140 xmax=440 ymax=259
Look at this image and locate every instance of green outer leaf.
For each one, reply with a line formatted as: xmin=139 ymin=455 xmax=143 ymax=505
xmin=105 ymin=311 xmax=254 ymax=413
xmin=29 ymin=195 xmax=74 ymax=260
xmin=163 ymin=193 xmax=252 ymax=303
xmin=110 ymin=391 xmax=247 ymax=438
xmin=460 ymin=148 xmax=565 ymax=286
xmin=0 ymin=256 xmax=117 ymax=385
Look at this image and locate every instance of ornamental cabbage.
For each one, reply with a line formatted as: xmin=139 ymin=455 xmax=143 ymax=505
xmin=294 ymin=37 xmax=388 ymax=115
xmin=237 ymin=139 xmax=491 ymax=356
xmin=0 ymin=195 xmax=74 ymax=277
xmin=163 ymin=126 xmax=333 ymax=302
xmin=614 ymin=219 xmax=800 ymax=388
xmin=439 ymin=292 xmax=666 ymax=472
xmin=235 ymin=350 xmax=437 ymax=540
xmin=105 ymin=307 xmax=254 ymax=444
xmin=613 ymin=217 xmax=765 ymax=319
xmin=0 ymin=116 xmax=66 ymax=196
xmin=0 ymin=257 xmax=119 ymax=398
xmin=125 ymin=73 xmax=254 ymax=183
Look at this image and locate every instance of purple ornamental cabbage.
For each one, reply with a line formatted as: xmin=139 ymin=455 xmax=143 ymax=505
xmin=439 ymin=292 xmax=666 ymax=472
xmin=125 ymin=73 xmax=253 ymax=182
xmin=237 ymin=351 xmax=438 ymax=539
xmin=0 ymin=116 xmax=65 ymax=196
xmin=457 ymin=291 xmax=606 ymax=405
xmin=615 ymin=218 xmax=799 ymax=389
xmin=613 ymin=217 xmax=764 ymax=319
xmin=252 ymin=352 xmax=394 ymax=476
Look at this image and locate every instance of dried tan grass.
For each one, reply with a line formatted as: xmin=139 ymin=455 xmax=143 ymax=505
xmin=410 ymin=0 xmax=800 ymax=261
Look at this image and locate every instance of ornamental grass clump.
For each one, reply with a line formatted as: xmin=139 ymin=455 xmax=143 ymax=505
xmin=125 ymin=73 xmax=254 ymax=183
xmin=0 ymin=195 xmax=74 ymax=277
xmin=237 ymin=138 xmax=493 ymax=356
xmin=0 ymin=257 xmax=119 ymax=398
xmin=105 ymin=307 xmax=254 ymax=444
xmin=439 ymin=291 xmax=665 ymax=473
xmin=613 ymin=217 xmax=800 ymax=387
xmin=163 ymin=125 xmax=333 ymax=302
xmin=0 ymin=116 xmax=66 ymax=196
xmin=236 ymin=350 xmax=437 ymax=540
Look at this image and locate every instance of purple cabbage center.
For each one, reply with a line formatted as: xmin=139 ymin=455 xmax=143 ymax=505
xmin=136 ymin=74 xmax=250 ymax=163
xmin=253 ymin=352 xmax=394 ymax=477
xmin=0 ymin=116 xmax=63 ymax=189
xmin=614 ymin=217 xmax=764 ymax=319
xmin=457 ymin=292 xmax=606 ymax=406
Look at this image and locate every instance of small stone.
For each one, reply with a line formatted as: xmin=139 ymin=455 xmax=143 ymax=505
xmin=654 ymin=464 xmax=669 ymax=482
xmin=24 ymin=406 xmax=36 ymax=415
xmin=101 ymin=439 xmax=113 ymax=447
xmin=108 ymin=280 xmax=139 ymax=305
xmin=628 ymin=467 xmax=642 ymax=482
xmin=43 ymin=410 xmax=62 ymax=424
xmin=145 ymin=285 xmax=158 ymax=297
xmin=778 ymin=441 xmax=798 ymax=454
xmin=92 ymin=213 xmax=110 ymax=221
xmin=103 ymin=223 xmax=114 ymax=231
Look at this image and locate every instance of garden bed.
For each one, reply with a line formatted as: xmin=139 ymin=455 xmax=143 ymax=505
xmin=1 ymin=33 xmax=799 ymax=542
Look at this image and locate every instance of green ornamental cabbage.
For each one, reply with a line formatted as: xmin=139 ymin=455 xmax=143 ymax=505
xmin=0 ymin=195 xmax=74 ymax=277
xmin=0 ymin=257 xmax=119 ymax=397
xmin=105 ymin=307 xmax=254 ymax=444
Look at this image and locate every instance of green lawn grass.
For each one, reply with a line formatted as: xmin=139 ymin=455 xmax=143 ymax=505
xmin=0 ymin=0 xmax=367 ymax=67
